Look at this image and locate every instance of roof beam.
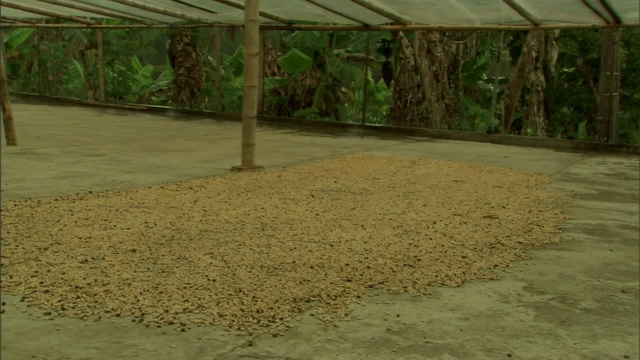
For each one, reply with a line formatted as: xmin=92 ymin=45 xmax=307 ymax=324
xmin=0 ymin=1 xmax=98 ymax=25
xmin=37 ymin=0 xmax=155 ymax=25
xmin=349 ymin=0 xmax=411 ymax=25
xmin=261 ymin=22 xmax=640 ymax=31
xmin=1 ymin=16 xmax=39 ymax=24
xmin=502 ymin=0 xmax=541 ymax=26
xmin=209 ymin=0 xmax=291 ymax=24
xmin=302 ymin=0 xmax=369 ymax=25
xmin=171 ymin=0 xmax=218 ymax=16
xmin=598 ymin=0 xmax=623 ymax=24
xmin=108 ymin=0 xmax=216 ymax=24
xmin=71 ymin=0 xmax=173 ymax=24
xmin=581 ymin=0 xmax=612 ymax=24
xmin=1 ymin=23 xmax=639 ymax=31
xmin=0 ymin=23 xmax=236 ymax=29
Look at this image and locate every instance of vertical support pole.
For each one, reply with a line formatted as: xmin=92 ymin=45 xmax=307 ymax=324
xmin=607 ymin=28 xmax=621 ymax=143
xmin=214 ymin=26 xmax=222 ymax=112
xmin=232 ymin=0 xmax=262 ymax=171
xmin=361 ymin=33 xmax=371 ymax=125
xmin=0 ymin=31 xmax=17 ymax=146
xmin=35 ymin=29 xmax=41 ymax=94
xmin=489 ymin=31 xmax=504 ymax=125
xmin=258 ymin=29 xmax=265 ymax=115
xmin=597 ymin=28 xmax=621 ymax=143
xmin=96 ymin=27 xmax=106 ymax=102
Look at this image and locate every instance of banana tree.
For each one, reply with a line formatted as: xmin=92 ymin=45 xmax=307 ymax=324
xmin=263 ymin=30 xmax=391 ymax=123
xmin=3 ymin=28 xmax=37 ymax=91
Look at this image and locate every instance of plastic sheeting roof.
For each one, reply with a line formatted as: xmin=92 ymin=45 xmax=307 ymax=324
xmin=1 ymin=0 xmax=639 ymax=28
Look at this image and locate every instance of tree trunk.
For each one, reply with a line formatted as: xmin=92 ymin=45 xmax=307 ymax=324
xmin=523 ymin=31 xmax=547 ymax=137
xmin=168 ymin=29 xmax=205 ymax=109
xmin=392 ymin=31 xmax=457 ymax=129
xmin=0 ymin=31 xmax=17 ymax=145
xmin=501 ymin=30 xmax=550 ymax=136
xmin=597 ymin=28 xmax=621 ymax=143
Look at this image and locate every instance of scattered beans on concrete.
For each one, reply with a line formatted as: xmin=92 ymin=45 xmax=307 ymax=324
xmin=0 ymin=154 xmax=569 ymax=332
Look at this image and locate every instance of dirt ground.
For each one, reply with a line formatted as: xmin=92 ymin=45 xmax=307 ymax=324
xmin=1 ymin=102 xmax=639 ymax=360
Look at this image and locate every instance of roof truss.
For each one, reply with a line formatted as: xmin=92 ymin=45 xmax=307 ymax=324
xmin=0 ymin=0 xmax=638 ymax=30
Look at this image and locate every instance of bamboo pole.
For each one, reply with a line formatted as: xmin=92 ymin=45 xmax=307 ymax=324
xmin=258 ymin=29 xmax=265 ymax=115
xmin=489 ymin=31 xmax=504 ymax=123
xmin=0 ymin=31 xmax=17 ymax=146
xmin=1 ymin=22 xmax=638 ymax=31
xmin=38 ymin=0 xmax=156 ymax=25
xmin=97 ymin=28 xmax=106 ymax=102
xmin=581 ymin=0 xmax=612 ymax=24
xmin=1 ymin=2 xmax=98 ymax=25
xmin=210 ymin=0 xmax=290 ymax=25
xmin=231 ymin=0 xmax=262 ymax=171
xmin=608 ymin=28 xmax=621 ymax=143
xmin=349 ymin=0 xmax=411 ymax=24
xmin=109 ymin=0 xmax=216 ymax=24
xmin=0 ymin=23 xmax=234 ymax=29
xmin=598 ymin=0 xmax=622 ymax=24
xmin=0 ymin=16 xmax=39 ymax=24
xmin=35 ymin=29 xmax=41 ymax=94
xmin=214 ymin=26 xmax=222 ymax=112
xmin=361 ymin=33 xmax=371 ymax=125
xmin=261 ymin=23 xmax=640 ymax=31
xmin=303 ymin=0 xmax=369 ymax=25
xmin=502 ymin=0 xmax=541 ymax=26
xmin=171 ymin=0 xmax=219 ymax=15
xmin=597 ymin=28 xmax=621 ymax=142
xmin=73 ymin=0 xmax=175 ymax=24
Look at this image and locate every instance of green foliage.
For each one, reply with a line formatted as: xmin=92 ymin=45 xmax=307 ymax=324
xmin=3 ymin=29 xmax=35 ymax=52
xmin=63 ymin=59 xmax=86 ymax=97
xmin=619 ymin=29 xmax=640 ymax=144
xmin=3 ymin=27 xmax=638 ymax=144
xmin=3 ymin=28 xmax=39 ymax=91
xmin=329 ymin=61 xmax=364 ymax=82
xmin=263 ymin=30 xmax=392 ymax=123
xmin=363 ymin=78 xmax=392 ymax=124
xmin=294 ymin=107 xmax=324 ymax=120
xmin=457 ymin=38 xmax=504 ymax=132
xmin=278 ymin=48 xmax=313 ymax=74
xmin=264 ymin=77 xmax=292 ymax=90
xmin=457 ymin=95 xmax=499 ymax=133
xmin=225 ymin=47 xmax=245 ymax=77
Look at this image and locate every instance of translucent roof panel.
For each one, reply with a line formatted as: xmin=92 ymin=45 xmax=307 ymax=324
xmin=523 ymin=0 xmax=616 ymax=25
xmin=71 ymin=0 xmax=219 ymax=23
xmin=1 ymin=0 xmax=639 ymax=27
xmin=375 ymin=0 xmax=528 ymax=26
xmin=306 ymin=0 xmax=392 ymax=25
xmin=610 ymin=0 xmax=640 ymax=22
xmin=7 ymin=0 xmax=118 ymax=19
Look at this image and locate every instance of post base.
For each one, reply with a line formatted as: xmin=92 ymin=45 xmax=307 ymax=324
xmin=230 ymin=165 xmax=264 ymax=172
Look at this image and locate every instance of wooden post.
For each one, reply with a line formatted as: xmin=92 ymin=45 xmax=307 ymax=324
xmin=607 ymin=28 xmax=621 ymax=143
xmin=96 ymin=27 xmax=106 ymax=101
xmin=597 ymin=28 xmax=621 ymax=143
xmin=214 ymin=26 xmax=222 ymax=112
xmin=258 ymin=29 xmax=265 ymax=115
xmin=0 ymin=31 xmax=17 ymax=146
xmin=231 ymin=0 xmax=262 ymax=171
xmin=35 ymin=29 xmax=41 ymax=94
xmin=361 ymin=32 xmax=371 ymax=125
xmin=489 ymin=31 xmax=504 ymax=124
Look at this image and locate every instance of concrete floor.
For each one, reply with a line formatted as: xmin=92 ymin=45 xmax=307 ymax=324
xmin=1 ymin=102 xmax=639 ymax=360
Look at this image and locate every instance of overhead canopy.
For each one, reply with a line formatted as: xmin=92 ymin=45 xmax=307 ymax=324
xmin=1 ymin=0 xmax=639 ymax=29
